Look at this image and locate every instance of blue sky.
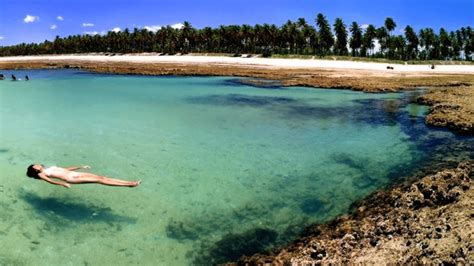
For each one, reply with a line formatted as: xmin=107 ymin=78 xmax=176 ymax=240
xmin=0 ymin=0 xmax=473 ymax=46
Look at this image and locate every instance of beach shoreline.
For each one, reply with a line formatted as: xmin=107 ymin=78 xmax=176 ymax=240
xmin=1 ymin=54 xmax=474 ymax=74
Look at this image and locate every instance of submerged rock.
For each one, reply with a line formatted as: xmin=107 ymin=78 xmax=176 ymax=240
xmin=194 ymin=228 xmax=278 ymax=265
xmin=225 ymin=78 xmax=284 ymax=89
xmin=299 ymin=198 xmax=326 ymax=214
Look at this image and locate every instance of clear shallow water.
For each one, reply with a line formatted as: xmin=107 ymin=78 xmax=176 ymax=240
xmin=0 ymin=70 xmax=472 ymax=265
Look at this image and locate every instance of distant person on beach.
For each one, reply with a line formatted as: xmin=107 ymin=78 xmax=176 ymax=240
xmin=11 ymin=74 xmax=17 ymax=81
xmin=25 ymin=75 xmax=29 ymax=81
xmin=26 ymin=164 xmax=141 ymax=188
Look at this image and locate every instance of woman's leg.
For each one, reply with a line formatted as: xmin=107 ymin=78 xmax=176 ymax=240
xmin=73 ymin=173 xmax=140 ymax=187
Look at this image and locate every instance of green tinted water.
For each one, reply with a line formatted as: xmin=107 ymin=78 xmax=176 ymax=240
xmin=0 ymin=70 xmax=472 ymax=265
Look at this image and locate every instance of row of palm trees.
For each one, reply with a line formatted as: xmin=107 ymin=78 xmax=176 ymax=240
xmin=1 ymin=13 xmax=473 ymax=60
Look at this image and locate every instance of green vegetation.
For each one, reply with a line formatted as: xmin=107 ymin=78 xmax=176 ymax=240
xmin=0 ymin=13 xmax=473 ymax=61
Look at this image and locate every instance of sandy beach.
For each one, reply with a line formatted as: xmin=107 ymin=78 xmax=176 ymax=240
xmin=1 ymin=54 xmax=474 ymax=74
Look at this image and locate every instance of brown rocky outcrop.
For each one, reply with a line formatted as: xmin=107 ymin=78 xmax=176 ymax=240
xmin=418 ymin=86 xmax=474 ymax=135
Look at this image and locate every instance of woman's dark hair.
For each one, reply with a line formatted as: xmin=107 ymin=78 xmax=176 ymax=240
xmin=26 ymin=164 xmax=40 ymax=179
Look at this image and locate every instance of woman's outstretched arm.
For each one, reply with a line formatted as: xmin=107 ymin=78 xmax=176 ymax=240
xmin=38 ymin=173 xmax=71 ymax=188
xmin=65 ymin=165 xmax=90 ymax=171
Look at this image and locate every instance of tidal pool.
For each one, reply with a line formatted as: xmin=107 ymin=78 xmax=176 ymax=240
xmin=0 ymin=70 xmax=472 ymax=265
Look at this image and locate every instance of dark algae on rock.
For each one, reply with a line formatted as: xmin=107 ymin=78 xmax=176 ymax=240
xmin=238 ymin=161 xmax=473 ymax=265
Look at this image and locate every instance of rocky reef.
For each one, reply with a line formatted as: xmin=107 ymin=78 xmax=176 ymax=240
xmin=238 ymin=161 xmax=473 ymax=264
xmin=418 ymin=86 xmax=474 ymax=135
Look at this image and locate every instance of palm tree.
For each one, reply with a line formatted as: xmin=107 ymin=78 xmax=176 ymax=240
xmin=179 ymin=21 xmax=195 ymax=53
xmin=282 ymin=20 xmax=297 ymax=54
xmin=377 ymin=26 xmax=389 ymax=56
xmin=261 ymin=23 xmax=273 ymax=53
xmin=296 ymin=18 xmax=310 ymax=54
xmin=419 ymin=28 xmax=437 ymax=60
xmin=383 ymin=17 xmax=397 ymax=58
xmin=268 ymin=24 xmax=279 ymax=53
xmin=404 ymin=25 xmax=419 ymax=60
xmin=315 ymin=13 xmax=334 ymax=56
xmin=362 ymin=24 xmax=376 ymax=56
xmin=240 ymin=24 xmax=254 ymax=53
xmin=439 ymin=28 xmax=451 ymax=60
xmin=349 ymin=22 xmax=362 ymax=56
xmin=464 ymin=26 xmax=474 ymax=60
xmin=391 ymin=35 xmax=406 ymax=60
xmin=449 ymin=31 xmax=461 ymax=59
xmin=384 ymin=17 xmax=397 ymax=35
xmin=333 ymin=18 xmax=348 ymax=55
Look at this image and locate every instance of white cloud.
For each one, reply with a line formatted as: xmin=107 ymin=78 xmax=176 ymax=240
xmin=361 ymin=24 xmax=369 ymax=30
xmin=171 ymin=23 xmax=184 ymax=29
xmin=0 ymin=36 xmax=4 ymax=40
xmin=143 ymin=23 xmax=184 ymax=32
xmin=50 ymin=24 xmax=57 ymax=30
xmin=85 ymin=30 xmax=117 ymax=35
xmin=142 ymin=23 xmax=185 ymax=32
xmin=82 ymin=23 xmax=94 ymax=27
xmin=84 ymin=31 xmax=99 ymax=35
xmin=144 ymin=25 xmax=162 ymax=32
xmin=84 ymin=28 xmax=121 ymax=36
xmin=24 ymin=15 xmax=39 ymax=23
xmin=57 ymin=16 xmax=64 ymax=21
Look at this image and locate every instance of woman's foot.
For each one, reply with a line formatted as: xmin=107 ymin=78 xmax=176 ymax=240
xmin=130 ymin=180 xmax=141 ymax=187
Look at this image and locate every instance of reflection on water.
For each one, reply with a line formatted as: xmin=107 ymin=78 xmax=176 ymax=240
xmin=0 ymin=70 xmax=472 ymax=265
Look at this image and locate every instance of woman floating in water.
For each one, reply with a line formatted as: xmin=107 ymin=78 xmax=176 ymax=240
xmin=26 ymin=164 xmax=141 ymax=188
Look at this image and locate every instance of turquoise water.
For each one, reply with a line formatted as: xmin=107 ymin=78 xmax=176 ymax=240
xmin=0 ymin=70 xmax=472 ymax=265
